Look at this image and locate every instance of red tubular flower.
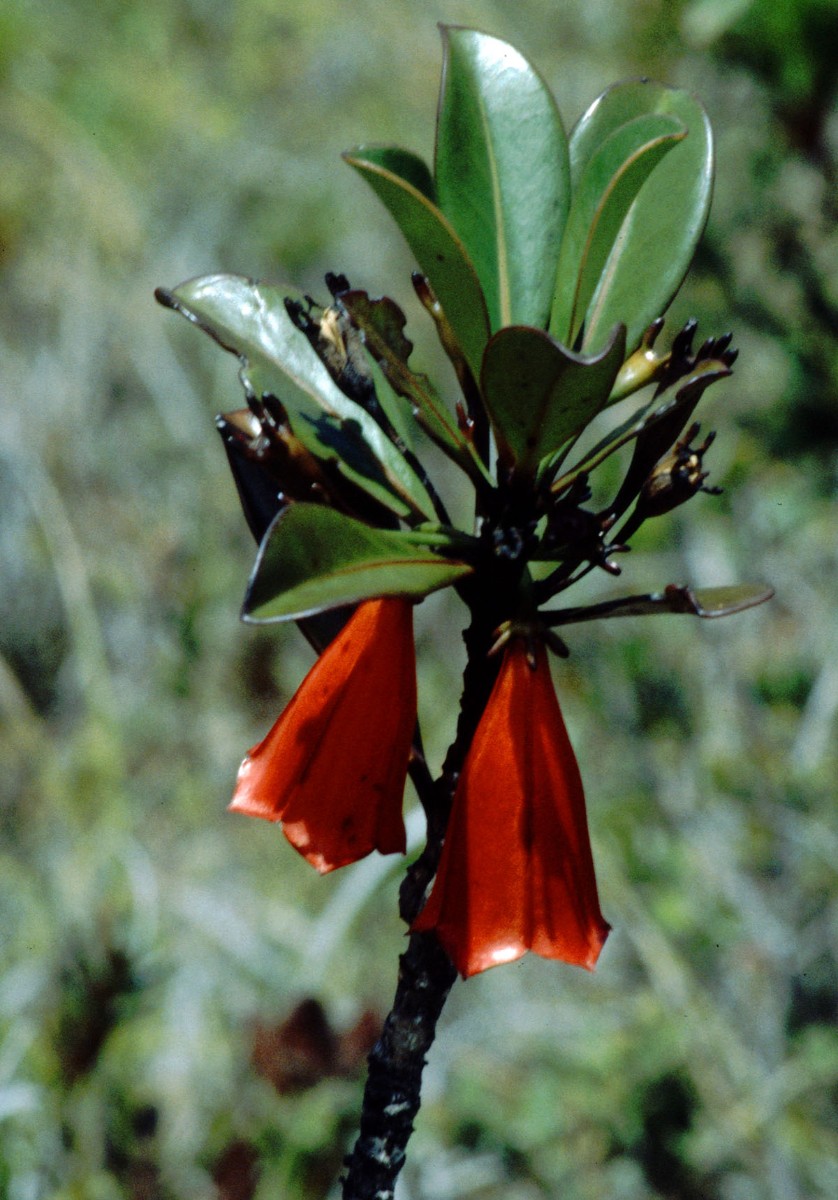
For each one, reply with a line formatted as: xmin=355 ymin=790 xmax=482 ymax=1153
xmin=230 ymin=597 xmax=415 ymax=873
xmin=413 ymin=639 xmax=609 ymax=977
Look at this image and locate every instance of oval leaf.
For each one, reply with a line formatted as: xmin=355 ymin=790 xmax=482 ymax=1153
xmin=569 ymin=81 xmax=714 ymax=354
xmin=159 ymin=275 xmax=436 ymax=521
xmin=435 ymin=26 xmax=570 ymax=330
xmin=550 ymin=113 xmax=685 ymax=348
xmin=244 ymin=504 xmax=473 ymax=622
xmin=343 ymin=147 xmax=491 ymax=379
xmin=481 ymin=323 xmax=626 ymax=475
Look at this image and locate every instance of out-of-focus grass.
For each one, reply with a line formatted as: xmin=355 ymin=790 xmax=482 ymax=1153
xmin=1 ymin=1 xmax=836 ymax=1197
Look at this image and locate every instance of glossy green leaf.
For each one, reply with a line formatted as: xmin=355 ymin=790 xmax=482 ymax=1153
xmin=569 ymin=81 xmax=714 ymax=354
xmin=353 ymin=145 xmax=437 ymax=200
xmin=343 ymin=147 xmax=491 ymax=380
xmin=481 ymin=323 xmax=626 ymax=475
xmin=159 ymin=275 xmax=436 ymax=521
xmin=550 ymin=113 xmax=685 ymax=348
xmin=435 ymin=26 xmax=570 ymax=331
xmin=547 ymin=583 xmax=775 ymax=625
xmin=243 ymin=504 xmax=473 ymax=622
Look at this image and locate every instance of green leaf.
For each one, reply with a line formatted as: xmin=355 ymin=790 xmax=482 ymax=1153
xmin=550 ymin=113 xmax=685 ymax=349
xmin=568 ymin=81 xmax=714 ymax=354
xmin=243 ymin=504 xmax=473 ymax=622
xmin=351 ymin=145 xmax=437 ymax=200
xmin=435 ymin=26 xmax=570 ymax=331
xmin=343 ymin=146 xmax=491 ymax=380
xmin=158 ymin=275 xmax=436 ymax=521
xmin=481 ymin=323 xmax=626 ymax=475
xmin=548 ymin=583 xmax=775 ymax=625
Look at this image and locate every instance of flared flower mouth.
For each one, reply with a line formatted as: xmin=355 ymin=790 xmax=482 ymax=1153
xmin=413 ymin=638 xmax=609 ymax=977
xmin=229 ymin=597 xmax=416 ymax=873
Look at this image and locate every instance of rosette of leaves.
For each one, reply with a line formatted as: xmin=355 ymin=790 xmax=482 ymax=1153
xmin=156 ymin=24 xmax=771 ymax=657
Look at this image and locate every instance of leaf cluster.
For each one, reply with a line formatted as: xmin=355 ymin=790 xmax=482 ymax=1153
xmin=158 ymin=28 xmax=769 ymax=636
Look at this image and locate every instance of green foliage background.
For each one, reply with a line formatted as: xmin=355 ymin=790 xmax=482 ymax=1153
xmin=1 ymin=0 xmax=836 ymax=1196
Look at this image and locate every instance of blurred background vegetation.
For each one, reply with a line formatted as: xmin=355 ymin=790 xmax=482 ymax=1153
xmin=1 ymin=0 xmax=837 ymax=1196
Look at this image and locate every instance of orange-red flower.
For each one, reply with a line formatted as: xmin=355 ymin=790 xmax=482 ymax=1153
xmin=230 ymin=597 xmax=416 ymax=873
xmin=413 ymin=639 xmax=609 ymax=977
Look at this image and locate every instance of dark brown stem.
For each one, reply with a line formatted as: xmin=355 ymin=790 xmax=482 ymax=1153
xmin=341 ymin=570 xmax=522 ymax=1199
xmin=340 ymin=931 xmax=457 ymax=1199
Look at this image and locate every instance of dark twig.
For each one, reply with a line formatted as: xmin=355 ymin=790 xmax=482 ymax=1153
xmin=341 ymin=932 xmax=457 ymax=1200
xmin=341 ymin=565 xmax=522 ymax=1199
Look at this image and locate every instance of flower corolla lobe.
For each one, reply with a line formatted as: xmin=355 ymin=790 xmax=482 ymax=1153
xmin=413 ymin=640 xmax=609 ymax=976
xmin=230 ymin=597 xmax=416 ymax=873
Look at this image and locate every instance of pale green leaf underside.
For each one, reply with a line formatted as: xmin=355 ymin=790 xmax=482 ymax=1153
xmin=550 ymin=583 xmax=775 ymax=624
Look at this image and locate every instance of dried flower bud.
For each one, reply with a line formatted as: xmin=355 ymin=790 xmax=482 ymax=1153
xmin=636 ymin=422 xmax=722 ymax=519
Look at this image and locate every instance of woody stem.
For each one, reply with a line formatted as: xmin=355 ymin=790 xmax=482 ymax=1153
xmin=341 ymin=573 xmax=520 ymax=1200
xmin=340 ymin=930 xmax=457 ymax=1200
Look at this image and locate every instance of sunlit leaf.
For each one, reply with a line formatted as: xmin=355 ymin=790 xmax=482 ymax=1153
xmin=243 ymin=504 xmax=472 ymax=622
xmin=550 ymin=113 xmax=685 ymax=348
xmin=157 ymin=275 xmax=436 ymax=521
xmin=343 ymin=147 xmax=491 ymax=379
xmin=481 ymin=324 xmax=625 ymax=475
xmin=435 ymin=26 xmax=570 ymax=330
xmin=569 ymin=81 xmax=714 ymax=354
